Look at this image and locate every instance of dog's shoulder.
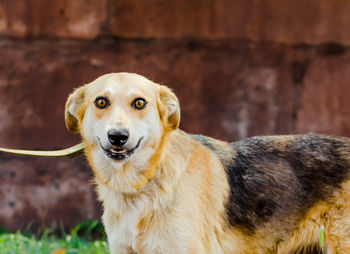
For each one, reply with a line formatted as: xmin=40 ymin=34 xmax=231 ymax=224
xmin=192 ymin=133 xmax=350 ymax=233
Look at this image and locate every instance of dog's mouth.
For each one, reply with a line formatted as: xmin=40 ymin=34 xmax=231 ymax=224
xmin=100 ymin=138 xmax=143 ymax=160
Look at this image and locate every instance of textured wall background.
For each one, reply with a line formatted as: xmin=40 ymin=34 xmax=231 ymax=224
xmin=1 ymin=0 xmax=350 ymax=231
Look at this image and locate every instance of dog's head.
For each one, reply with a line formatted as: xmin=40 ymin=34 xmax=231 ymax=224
xmin=65 ymin=73 xmax=180 ymax=190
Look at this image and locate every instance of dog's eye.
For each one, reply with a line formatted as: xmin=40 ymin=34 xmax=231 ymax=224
xmin=132 ymin=98 xmax=147 ymax=110
xmin=95 ymin=97 xmax=109 ymax=109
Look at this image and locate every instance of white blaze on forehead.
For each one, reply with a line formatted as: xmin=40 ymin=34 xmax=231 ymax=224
xmin=103 ymin=86 xmax=117 ymax=96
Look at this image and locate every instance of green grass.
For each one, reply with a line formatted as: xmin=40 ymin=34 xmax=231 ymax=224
xmin=0 ymin=221 xmax=109 ymax=254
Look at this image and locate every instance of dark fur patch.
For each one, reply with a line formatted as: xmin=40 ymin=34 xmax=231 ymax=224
xmin=191 ymin=134 xmax=216 ymax=151
xmin=194 ymin=133 xmax=350 ymax=234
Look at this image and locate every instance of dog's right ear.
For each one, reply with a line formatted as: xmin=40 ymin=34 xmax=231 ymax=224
xmin=65 ymin=86 xmax=87 ymax=133
xmin=157 ymin=85 xmax=180 ymax=130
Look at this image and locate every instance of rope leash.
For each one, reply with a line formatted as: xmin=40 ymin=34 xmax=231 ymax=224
xmin=0 ymin=143 xmax=85 ymax=158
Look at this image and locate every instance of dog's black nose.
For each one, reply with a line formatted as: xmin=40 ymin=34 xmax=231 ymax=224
xmin=108 ymin=129 xmax=129 ymax=147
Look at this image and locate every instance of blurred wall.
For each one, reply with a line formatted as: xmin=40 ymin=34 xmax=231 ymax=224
xmin=1 ymin=0 xmax=350 ymax=231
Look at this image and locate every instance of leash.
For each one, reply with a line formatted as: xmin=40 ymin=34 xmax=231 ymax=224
xmin=0 ymin=143 xmax=85 ymax=158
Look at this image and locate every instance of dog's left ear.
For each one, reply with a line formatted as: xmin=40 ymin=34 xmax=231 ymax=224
xmin=158 ymin=85 xmax=180 ymax=130
xmin=65 ymin=85 xmax=87 ymax=133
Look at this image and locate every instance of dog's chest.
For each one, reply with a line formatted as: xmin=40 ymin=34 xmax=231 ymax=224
xmin=102 ymin=191 xmax=151 ymax=249
xmin=102 ymin=190 xmax=187 ymax=253
xmin=105 ymin=208 xmax=142 ymax=250
xmin=102 ymin=188 xmax=166 ymax=252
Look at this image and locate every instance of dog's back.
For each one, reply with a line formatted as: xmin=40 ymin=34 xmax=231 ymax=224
xmin=193 ymin=133 xmax=350 ymax=253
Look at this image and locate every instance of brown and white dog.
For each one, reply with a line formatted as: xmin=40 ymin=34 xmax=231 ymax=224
xmin=65 ymin=72 xmax=350 ymax=254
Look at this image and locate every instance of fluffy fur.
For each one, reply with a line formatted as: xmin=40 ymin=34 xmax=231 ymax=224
xmin=65 ymin=72 xmax=350 ymax=254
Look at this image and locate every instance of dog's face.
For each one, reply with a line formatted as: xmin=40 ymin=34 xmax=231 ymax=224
xmin=65 ymin=73 xmax=180 ymax=189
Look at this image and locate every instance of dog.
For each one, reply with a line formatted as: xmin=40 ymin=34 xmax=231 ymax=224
xmin=65 ymin=72 xmax=350 ymax=254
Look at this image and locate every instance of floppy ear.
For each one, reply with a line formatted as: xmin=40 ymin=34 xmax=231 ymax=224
xmin=158 ymin=85 xmax=180 ymax=130
xmin=65 ymin=86 xmax=87 ymax=133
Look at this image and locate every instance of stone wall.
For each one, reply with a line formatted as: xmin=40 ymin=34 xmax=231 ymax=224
xmin=3 ymin=0 xmax=350 ymax=44
xmin=0 ymin=0 xmax=350 ymax=231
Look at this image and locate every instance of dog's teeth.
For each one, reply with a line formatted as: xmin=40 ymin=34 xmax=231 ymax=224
xmin=110 ymin=148 xmax=127 ymax=153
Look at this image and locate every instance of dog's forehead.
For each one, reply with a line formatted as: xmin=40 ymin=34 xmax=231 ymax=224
xmin=87 ymin=73 xmax=157 ymax=98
